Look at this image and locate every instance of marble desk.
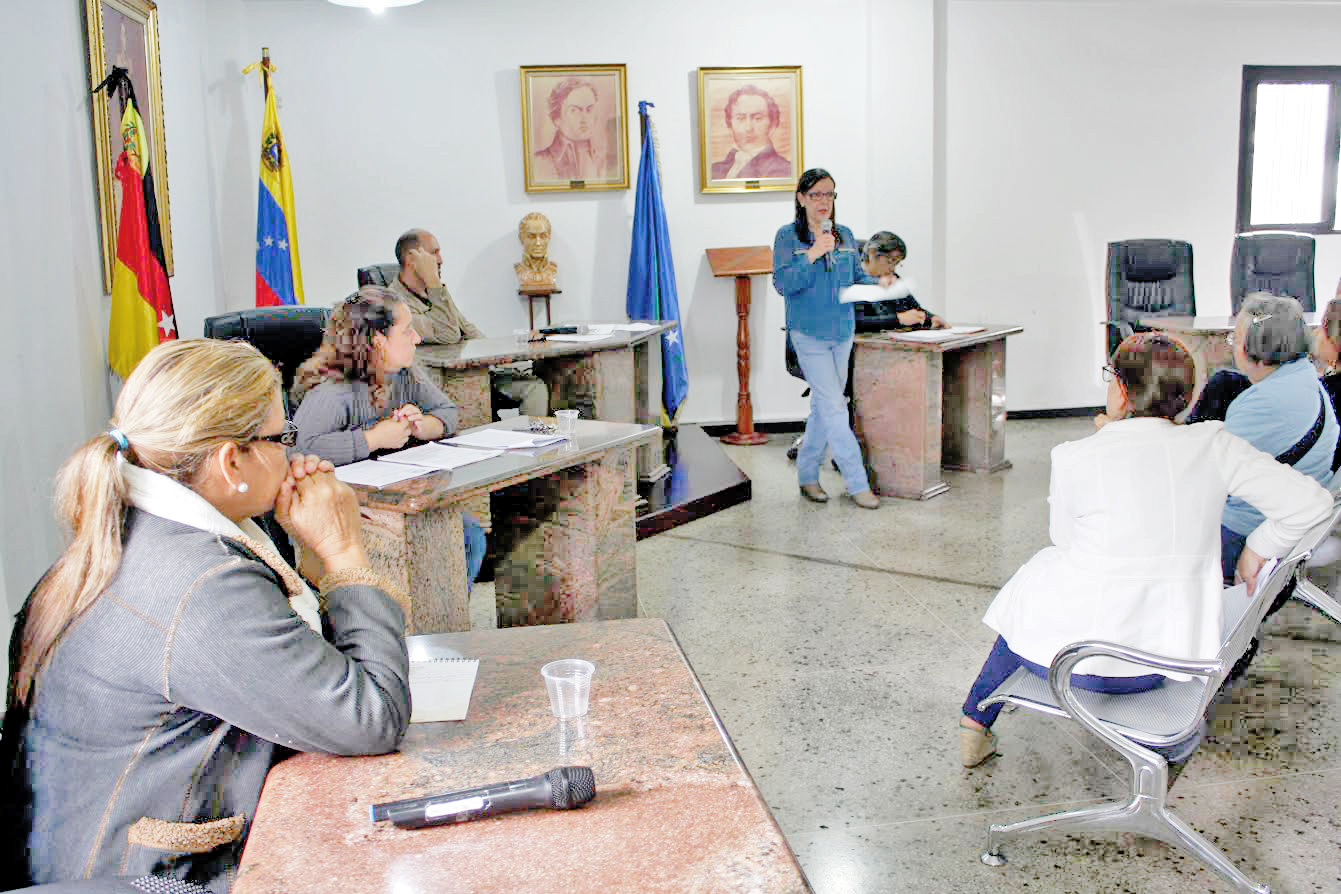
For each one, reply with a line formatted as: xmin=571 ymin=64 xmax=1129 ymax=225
xmin=233 ymin=619 xmax=811 ymax=894
xmin=853 ymin=325 xmax=1023 ymax=499
xmin=1138 ymin=311 xmax=1324 ymax=377
xmin=416 ymin=322 xmax=674 ymax=483
xmin=347 ymin=417 xmax=658 ymax=633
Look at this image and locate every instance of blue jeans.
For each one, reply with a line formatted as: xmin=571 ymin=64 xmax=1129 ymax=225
xmin=963 ymin=636 xmax=1165 ymax=728
xmin=464 ymin=513 xmax=486 ymax=590
xmin=1220 ymin=525 xmax=1247 ymax=587
xmin=790 ymin=330 xmax=871 ymax=495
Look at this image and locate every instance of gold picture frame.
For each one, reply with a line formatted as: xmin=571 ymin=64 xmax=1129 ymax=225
xmin=520 ymin=64 xmax=629 ymax=192
xmin=85 ymin=0 xmax=173 ymax=292
xmin=698 ymin=66 xmax=802 ymax=194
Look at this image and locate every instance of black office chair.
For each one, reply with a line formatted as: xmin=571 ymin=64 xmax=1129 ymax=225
xmin=357 ymin=263 xmax=399 ymax=288
xmin=1105 ymin=239 xmax=1195 ymax=355
xmin=1231 ymin=232 xmax=1316 ymax=313
xmin=203 ymin=306 xmax=331 ymax=568
xmin=202 ymin=306 xmax=331 ymax=415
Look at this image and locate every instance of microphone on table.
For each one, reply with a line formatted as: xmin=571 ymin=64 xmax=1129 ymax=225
xmin=820 ymin=219 xmax=833 ymax=272
xmin=370 ymin=767 xmax=596 ymax=829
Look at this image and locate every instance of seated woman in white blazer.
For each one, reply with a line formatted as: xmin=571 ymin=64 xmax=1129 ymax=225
xmin=958 ymin=333 xmax=1333 ymax=768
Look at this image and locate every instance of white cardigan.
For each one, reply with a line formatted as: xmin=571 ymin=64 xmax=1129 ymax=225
xmin=982 ymin=417 xmax=1333 ymax=678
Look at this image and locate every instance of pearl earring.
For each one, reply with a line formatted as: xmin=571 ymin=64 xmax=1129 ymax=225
xmin=236 ymin=482 xmax=250 ymax=494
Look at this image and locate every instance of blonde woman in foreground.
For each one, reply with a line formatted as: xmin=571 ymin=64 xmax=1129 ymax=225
xmin=0 ymin=339 xmax=411 ymax=890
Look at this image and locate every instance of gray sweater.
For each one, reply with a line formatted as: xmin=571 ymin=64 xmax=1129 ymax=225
xmin=292 ymin=371 xmax=459 ymax=466
xmin=8 ymin=511 xmax=410 ymax=890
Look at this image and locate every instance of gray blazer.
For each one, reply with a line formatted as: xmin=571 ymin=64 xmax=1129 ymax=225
xmin=293 ymin=371 xmax=459 ymax=466
xmin=6 ymin=511 xmax=410 ymax=891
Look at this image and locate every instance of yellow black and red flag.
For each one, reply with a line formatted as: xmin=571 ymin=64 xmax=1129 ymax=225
xmin=102 ymin=74 xmax=176 ymax=378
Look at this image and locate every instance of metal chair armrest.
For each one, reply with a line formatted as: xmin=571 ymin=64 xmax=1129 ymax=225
xmin=1048 ymin=642 xmax=1220 ymax=752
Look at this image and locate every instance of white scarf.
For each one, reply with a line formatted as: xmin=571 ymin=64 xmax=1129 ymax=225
xmin=120 ymin=461 xmax=323 ymax=632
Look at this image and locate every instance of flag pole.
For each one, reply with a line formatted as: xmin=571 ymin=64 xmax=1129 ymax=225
xmin=261 ymin=48 xmax=271 ymax=97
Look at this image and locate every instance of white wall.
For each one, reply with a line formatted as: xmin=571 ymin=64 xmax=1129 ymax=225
xmin=0 ymin=0 xmax=247 ymax=633
xmin=0 ymin=1 xmax=120 ymax=636
xmin=230 ymin=0 xmax=936 ymax=426
xmin=945 ymin=0 xmax=1341 ymax=411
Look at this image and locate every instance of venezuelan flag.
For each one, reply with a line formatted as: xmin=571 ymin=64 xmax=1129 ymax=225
xmin=108 ymin=101 xmax=177 ymax=379
xmin=255 ymin=83 xmax=303 ymax=306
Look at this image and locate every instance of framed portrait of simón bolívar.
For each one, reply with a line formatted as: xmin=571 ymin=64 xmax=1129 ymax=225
xmin=520 ymin=64 xmax=629 ymax=192
xmin=85 ymin=0 xmax=173 ymax=292
xmin=698 ymin=66 xmax=802 ymax=194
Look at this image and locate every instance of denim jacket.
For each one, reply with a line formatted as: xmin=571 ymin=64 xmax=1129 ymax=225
xmin=772 ymin=222 xmax=871 ymax=341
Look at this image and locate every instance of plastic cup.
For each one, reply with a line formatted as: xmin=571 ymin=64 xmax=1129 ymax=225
xmin=497 ymin=408 xmax=520 ymax=420
xmin=541 ymin=659 xmax=595 ymax=719
xmin=555 ymin=409 xmax=579 ymax=435
xmin=513 ymin=327 xmax=531 ymax=346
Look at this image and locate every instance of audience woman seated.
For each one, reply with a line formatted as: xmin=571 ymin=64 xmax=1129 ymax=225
xmin=958 ymin=333 xmax=1332 ymax=768
xmin=1313 ymin=297 xmax=1341 ymax=473
xmin=1187 ymin=294 xmax=1338 ymax=583
xmin=293 ymin=286 xmax=486 ymax=586
xmin=0 ymin=339 xmax=411 ymax=889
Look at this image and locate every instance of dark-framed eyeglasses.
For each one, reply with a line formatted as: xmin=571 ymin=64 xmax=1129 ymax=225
xmin=1101 ymin=365 xmax=1124 ymax=384
xmin=806 ymin=190 xmax=837 ymax=201
xmin=253 ymin=419 xmax=299 ymax=447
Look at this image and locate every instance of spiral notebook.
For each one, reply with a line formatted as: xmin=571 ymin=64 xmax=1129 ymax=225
xmin=408 ymin=657 xmax=479 ymax=723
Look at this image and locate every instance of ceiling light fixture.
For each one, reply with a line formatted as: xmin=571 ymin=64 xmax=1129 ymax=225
xmin=327 ymin=0 xmax=425 ymax=13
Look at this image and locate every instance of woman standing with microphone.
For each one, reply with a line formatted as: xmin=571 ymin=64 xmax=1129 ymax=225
xmin=773 ymin=168 xmax=885 ymax=508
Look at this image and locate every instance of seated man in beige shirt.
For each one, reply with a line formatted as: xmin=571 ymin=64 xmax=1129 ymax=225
xmin=387 ymin=228 xmax=548 ymax=417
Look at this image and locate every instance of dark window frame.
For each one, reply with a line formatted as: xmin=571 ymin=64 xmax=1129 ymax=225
xmin=1236 ymin=65 xmax=1341 ymax=235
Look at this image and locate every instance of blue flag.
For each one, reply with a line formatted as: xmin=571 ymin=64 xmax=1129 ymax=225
xmin=627 ymin=100 xmax=689 ymax=420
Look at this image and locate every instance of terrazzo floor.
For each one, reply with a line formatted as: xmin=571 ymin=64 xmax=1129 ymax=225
xmin=472 ymin=418 xmax=1341 ymax=894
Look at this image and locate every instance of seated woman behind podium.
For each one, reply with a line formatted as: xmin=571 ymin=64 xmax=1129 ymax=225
xmin=0 ymin=339 xmax=411 ymax=890
xmin=292 ymin=286 xmax=485 ymax=586
xmin=853 ymin=231 xmax=948 ymax=333
xmin=958 ymin=333 xmax=1332 ymax=768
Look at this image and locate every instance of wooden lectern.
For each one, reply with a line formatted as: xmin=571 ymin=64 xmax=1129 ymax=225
xmin=706 ymin=246 xmax=773 ymax=446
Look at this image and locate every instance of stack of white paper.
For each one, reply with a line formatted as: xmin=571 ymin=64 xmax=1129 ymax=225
xmin=889 ymin=326 xmax=987 ymax=343
xmin=333 ymin=460 xmax=432 ymax=488
xmin=445 ymin=429 xmax=568 ymax=450
xmin=408 ymin=658 xmax=479 ymax=723
xmin=377 ymin=443 xmax=504 ymax=471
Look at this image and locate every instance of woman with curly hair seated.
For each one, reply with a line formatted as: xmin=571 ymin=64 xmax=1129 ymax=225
xmin=292 ymin=285 xmax=485 ymax=588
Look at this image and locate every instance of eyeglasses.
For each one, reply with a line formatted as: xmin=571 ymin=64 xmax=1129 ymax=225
xmin=806 ymin=190 xmax=837 ymax=201
xmin=253 ymin=419 xmax=299 ymax=447
xmin=1101 ymin=365 xmax=1123 ymax=383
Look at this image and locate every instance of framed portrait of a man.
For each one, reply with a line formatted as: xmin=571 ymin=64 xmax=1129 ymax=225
xmin=698 ymin=66 xmax=802 ymax=194
xmin=84 ymin=0 xmax=173 ymax=292
xmin=521 ymin=64 xmax=629 ymax=192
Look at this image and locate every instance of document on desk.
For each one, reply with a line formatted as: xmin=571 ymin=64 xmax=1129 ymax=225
xmin=409 ymin=657 xmax=479 ymax=723
xmin=377 ymin=442 xmax=504 ymax=471
xmin=614 ymin=322 xmax=658 ymax=332
xmin=888 ymin=326 xmax=987 ymax=343
xmin=546 ymin=332 xmax=617 ymax=342
xmin=445 ymin=429 xmax=567 ymax=450
xmin=333 ymin=460 xmax=433 ymax=488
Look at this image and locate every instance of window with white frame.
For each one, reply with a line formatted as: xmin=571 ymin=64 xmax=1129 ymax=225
xmin=1237 ymin=66 xmax=1341 ymax=234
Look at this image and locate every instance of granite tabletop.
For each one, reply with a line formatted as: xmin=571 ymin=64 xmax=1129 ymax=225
xmin=233 ymin=618 xmax=811 ymax=894
xmin=1137 ymin=311 xmax=1324 ymax=333
xmin=416 ymin=321 xmax=675 ymax=370
xmin=351 ymin=417 xmax=659 ymax=514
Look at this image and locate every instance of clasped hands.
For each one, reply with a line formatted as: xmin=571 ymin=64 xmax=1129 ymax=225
xmin=274 ymin=454 xmax=366 ymax=573
xmin=365 ymin=404 xmax=439 ymax=451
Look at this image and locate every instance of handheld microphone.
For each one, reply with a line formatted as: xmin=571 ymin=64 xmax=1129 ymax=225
xmin=370 ymin=767 xmax=596 ymax=829
xmin=820 ymin=219 xmax=833 ymax=271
